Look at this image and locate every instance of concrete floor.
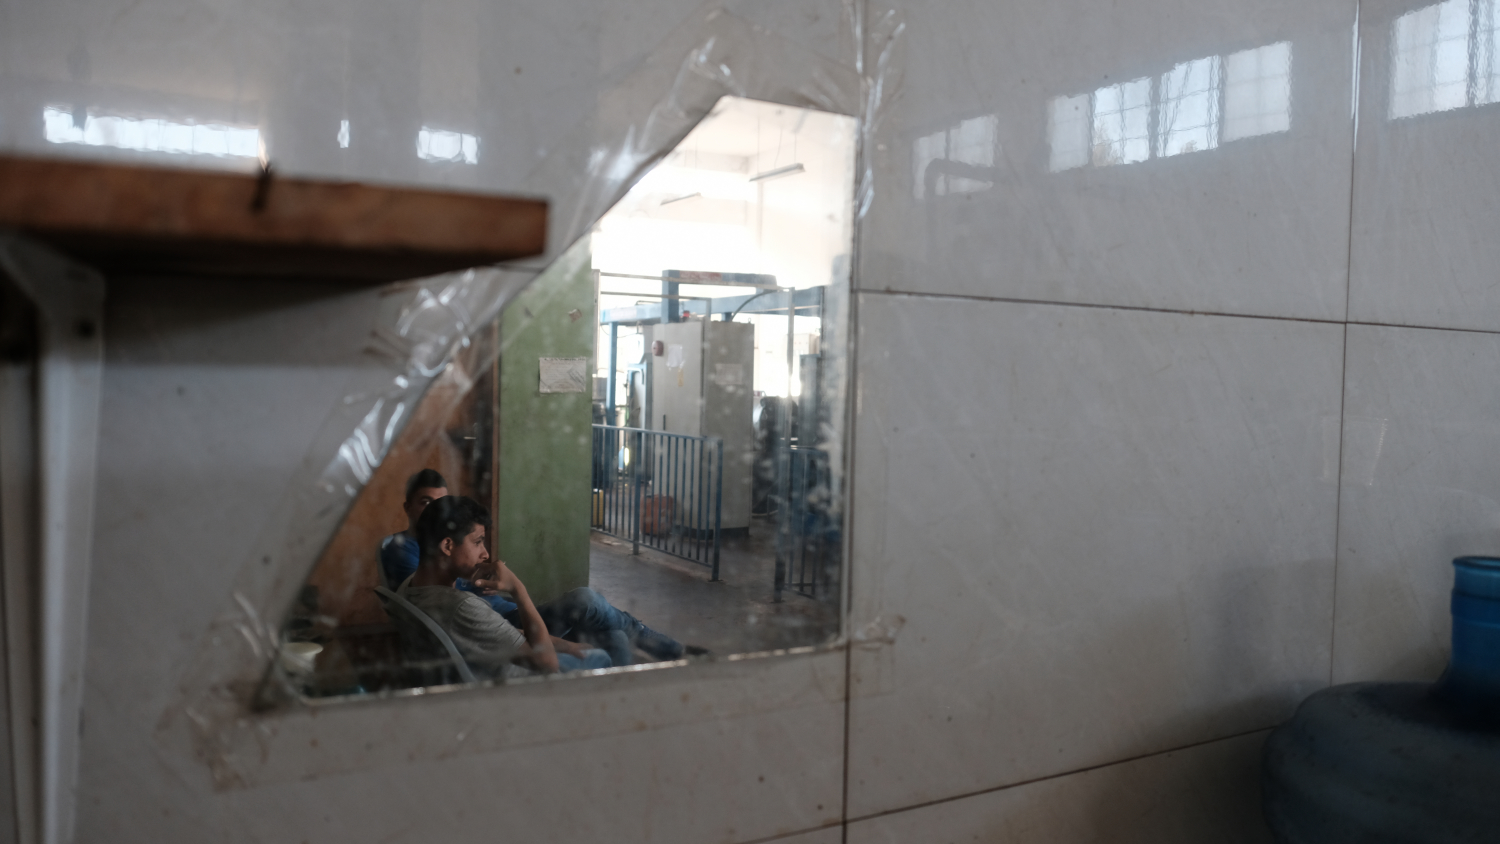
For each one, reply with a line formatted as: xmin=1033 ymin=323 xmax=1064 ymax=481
xmin=586 ymin=515 xmax=839 ymax=657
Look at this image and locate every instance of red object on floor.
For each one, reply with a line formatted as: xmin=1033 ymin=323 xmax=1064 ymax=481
xmin=641 ymin=495 xmax=675 ymax=536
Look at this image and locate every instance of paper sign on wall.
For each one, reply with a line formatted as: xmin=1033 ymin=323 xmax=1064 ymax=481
xmin=665 ymin=343 xmax=685 ymax=370
xmin=538 ymin=357 xmax=589 ymax=393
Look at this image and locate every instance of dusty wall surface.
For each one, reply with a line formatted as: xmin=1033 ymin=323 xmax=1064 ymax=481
xmin=2 ymin=0 xmax=1494 ymax=841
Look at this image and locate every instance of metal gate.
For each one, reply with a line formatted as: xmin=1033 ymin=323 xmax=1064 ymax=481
xmin=773 ymin=446 xmax=839 ymax=601
xmin=591 ymin=425 xmax=722 ymax=580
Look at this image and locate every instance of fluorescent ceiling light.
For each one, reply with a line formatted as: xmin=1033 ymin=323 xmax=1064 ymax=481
xmin=417 ymin=127 xmax=479 ymax=164
xmin=748 ymin=163 xmax=804 ymax=182
xmin=43 ymin=106 xmax=261 ymax=158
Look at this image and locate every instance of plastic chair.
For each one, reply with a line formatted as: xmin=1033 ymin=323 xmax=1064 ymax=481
xmin=373 ymin=585 xmax=477 ymax=684
xmin=376 ymin=536 xmax=394 ymax=591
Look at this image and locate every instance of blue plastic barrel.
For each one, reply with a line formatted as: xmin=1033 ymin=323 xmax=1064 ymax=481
xmin=1262 ymin=557 xmax=1500 ymax=843
xmin=1437 ymin=556 xmax=1500 ymax=707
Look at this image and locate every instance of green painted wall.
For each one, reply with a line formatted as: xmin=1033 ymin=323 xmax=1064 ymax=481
xmin=495 ymin=239 xmax=595 ymax=605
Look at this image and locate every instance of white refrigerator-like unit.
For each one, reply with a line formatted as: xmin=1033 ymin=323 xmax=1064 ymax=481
xmin=648 ymin=319 xmax=755 ymax=531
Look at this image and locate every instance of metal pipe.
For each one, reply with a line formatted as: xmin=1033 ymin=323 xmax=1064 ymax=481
xmin=712 ymin=438 xmax=722 ymax=581
xmin=599 ymin=291 xmax=705 ymax=300
xmin=607 ymin=322 xmax=619 ymax=426
xmin=774 ymin=289 xmax=796 ymax=601
xmin=598 ymin=270 xmax=780 ymax=290
xmin=696 ymin=438 xmax=706 ymax=564
xmin=672 ymin=435 xmax=682 ymax=556
xmin=630 ymin=428 xmax=641 ymax=556
xmin=663 ymin=279 xmax=680 ymax=322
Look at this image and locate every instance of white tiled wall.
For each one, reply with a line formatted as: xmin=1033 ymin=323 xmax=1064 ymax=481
xmin=861 ymin=0 xmax=1356 ymax=321
xmin=1332 ymin=325 xmax=1500 ymax=684
xmin=1349 ymin=0 xmax=1500 ymax=331
xmin=847 ymin=296 xmax=1340 ymax=818
xmin=3 ymin=0 xmax=1493 ymax=840
xmin=846 ymin=731 xmax=1273 ymax=844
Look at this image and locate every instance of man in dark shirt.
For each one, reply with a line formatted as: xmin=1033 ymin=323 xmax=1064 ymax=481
xmin=380 ymin=470 xmax=689 ymax=666
xmin=380 ymin=469 xmax=516 ymax=614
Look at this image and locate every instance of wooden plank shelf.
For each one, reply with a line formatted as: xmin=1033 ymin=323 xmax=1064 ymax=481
xmin=0 ymin=155 xmax=547 ymax=282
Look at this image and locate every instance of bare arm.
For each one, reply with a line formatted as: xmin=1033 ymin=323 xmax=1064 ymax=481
xmin=549 ymin=635 xmax=591 ymax=658
xmin=480 ymin=562 xmax=558 ymax=673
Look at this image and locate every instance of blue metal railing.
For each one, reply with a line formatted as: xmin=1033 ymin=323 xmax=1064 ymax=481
xmin=591 ymin=425 xmax=722 ymax=580
xmin=773 ymin=447 xmax=839 ymax=601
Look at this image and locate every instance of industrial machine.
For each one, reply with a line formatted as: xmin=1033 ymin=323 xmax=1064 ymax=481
xmin=594 ymin=271 xmax=827 ymax=561
xmin=648 ymin=319 xmax=755 ymax=530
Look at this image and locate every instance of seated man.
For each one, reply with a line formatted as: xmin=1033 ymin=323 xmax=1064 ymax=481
xmin=381 ymin=469 xmax=513 ymax=613
xmin=383 ymin=470 xmax=688 ymax=666
xmin=396 ymin=495 xmax=608 ymax=676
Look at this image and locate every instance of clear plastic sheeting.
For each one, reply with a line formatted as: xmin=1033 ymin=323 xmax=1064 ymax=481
xmin=156 ymin=1 xmax=904 ymax=790
xmin=530 ymin=6 xmax=864 ymax=259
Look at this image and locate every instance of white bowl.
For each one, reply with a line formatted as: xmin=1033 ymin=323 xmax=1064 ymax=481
xmin=278 ymin=641 xmax=323 ymax=675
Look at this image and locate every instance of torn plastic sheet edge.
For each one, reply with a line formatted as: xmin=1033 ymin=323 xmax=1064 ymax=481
xmin=237 ymin=13 xmax=888 ymax=701
xmin=159 ymin=0 xmax=906 ymax=781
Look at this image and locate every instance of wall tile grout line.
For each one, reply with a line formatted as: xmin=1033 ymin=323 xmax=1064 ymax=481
xmin=860 ymin=287 xmax=1500 ymax=339
xmin=1343 ymin=321 xmax=1500 ymax=336
xmin=737 ymin=822 xmax=846 ymax=844
xmin=860 ymin=287 xmax=1347 ymax=325
xmin=842 ymin=4 xmax=869 ymax=841
xmin=1329 ymin=324 xmax=1352 ymax=688
xmin=840 ymin=725 xmax=1276 ymax=830
xmin=1328 ymin=0 xmax=1365 ymax=688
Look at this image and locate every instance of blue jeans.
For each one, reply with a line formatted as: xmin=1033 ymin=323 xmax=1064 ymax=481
xmin=530 ymin=587 xmax=641 ymax=667
xmin=555 ymin=649 xmax=612 ymax=672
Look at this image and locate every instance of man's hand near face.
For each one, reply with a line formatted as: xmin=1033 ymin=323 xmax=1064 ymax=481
xmin=470 ymin=557 xmax=560 ymax=674
xmin=468 ymin=561 xmax=516 ymax=596
xmin=473 ymin=562 xmax=596 ymax=661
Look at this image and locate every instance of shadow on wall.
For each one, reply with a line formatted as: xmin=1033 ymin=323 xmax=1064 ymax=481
xmin=1031 ymin=560 xmax=1322 ymax=842
xmin=1070 ymin=555 xmax=1330 ymax=764
xmin=105 ymin=276 xmax=397 ymax=362
xmin=1065 ymin=731 xmax=1272 ymax=843
xmin=852 ymin=550 xmax=1324 ymax=834
xmin=855 ymin=730 xmax=1273 ymax=842
xmin=1333 ymin=480 xmax=1500 ymax=684
xmin=1196 ymin=557 xmax=1334 ymax=731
